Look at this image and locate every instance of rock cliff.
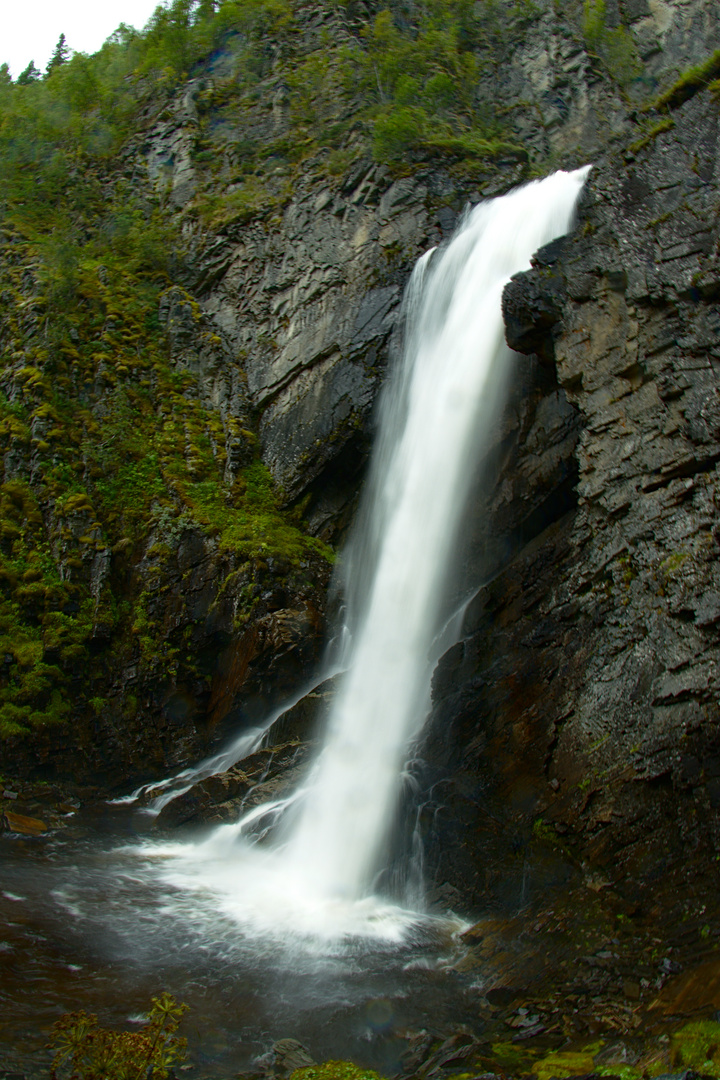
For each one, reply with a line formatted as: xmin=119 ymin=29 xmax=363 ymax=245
xmin=1 ymin=0 xmax=719 ymax=923
xmin=420 ymin=74 xmax=720 ymax=999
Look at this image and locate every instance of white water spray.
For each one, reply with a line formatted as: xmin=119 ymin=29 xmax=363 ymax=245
xmin=141 ymin=168 xmax=590 ymax=942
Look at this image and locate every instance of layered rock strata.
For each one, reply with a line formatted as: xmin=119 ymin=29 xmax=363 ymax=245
xmin=423 ymin=85 xmax=720 ymax=926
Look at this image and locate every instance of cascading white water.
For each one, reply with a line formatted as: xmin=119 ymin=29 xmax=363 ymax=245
xmin=278 ymin=166 xmax=591 ymax=901
xmin=141 ymin=167 xmax=590 ymax=942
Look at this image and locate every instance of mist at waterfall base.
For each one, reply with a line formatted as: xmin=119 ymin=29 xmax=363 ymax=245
xmin=130 ymin=165 xmax=591 ymax=944
xmin=0 ymin=168 xmax=590 ymax=1075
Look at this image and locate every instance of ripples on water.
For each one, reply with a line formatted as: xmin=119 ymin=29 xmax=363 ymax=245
xmin=0 ymin=813 xmax=476 ymax=1076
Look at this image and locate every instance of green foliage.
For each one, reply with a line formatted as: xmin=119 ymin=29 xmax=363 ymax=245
xmin=135 ymin=0 xmax=293 ymax=82
xmin=275 ymin=1 xmax=532 ymax=170
xmin=350 ymin=5 xmax=501 ymax=164
xmin=651 ymin=49 xmax=720 ymax=111
xmin=583 ymin=0 xmax=642 ymax=89
xmin=94 ymin=450 xmax=166 ymax=534
xmin=290 ymin=1063 xmax=386 ymax=1080
xmin=46 ymin=35 xmax=70 ymax=78
xmin=669 ymin=1020 xmax=720 ymax=1076
xmin=373 ymin=105 xmax=428 ymax=159
xmin=0 ymin=476 xmax=101 ymax=737
xmin=49 ymin=992 xmax=188 ymax=1080
xmin=16 ymin=61 xmax=41 ymax=85
xmin=205 ymin=0 xmax=293 ymax=47
xmin=362 ymin=3 xmax=531 ymax=165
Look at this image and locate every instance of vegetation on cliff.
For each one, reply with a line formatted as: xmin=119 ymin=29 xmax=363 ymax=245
xmin=0 ymin=153 xmax=332 ymax=741
xmin=0 ymin=4 xmax=339 ymax=744
xmin=0 ymin=0 xmax=665 ymax=753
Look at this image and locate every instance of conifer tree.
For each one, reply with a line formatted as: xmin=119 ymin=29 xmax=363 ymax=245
xmin=16 ymin=60 xmax=41 ymax=84
xmin=45 ymin=33 xmax=70 ymax=76
xmin=195 ymin=0 xmax=218 ymax=19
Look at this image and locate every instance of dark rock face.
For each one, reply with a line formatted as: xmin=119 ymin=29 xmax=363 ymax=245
xmin=187 ymin=167 xmax=461 ymax=536
xmin=141 ymin=0 xmax=717 ymax=542
xmin=153 ymin=674 xmax=338 ymax=827
xmin=502 ymin=240 xmax=568 ymax=366
xmin=23 ymin=530 xmax=330 ymax=788
xmin=422 ymin=86 xmax=720 ymax=923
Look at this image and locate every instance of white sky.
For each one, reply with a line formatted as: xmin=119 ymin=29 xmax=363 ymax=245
xmin=4 ymin=0 xmax=167 ymax=80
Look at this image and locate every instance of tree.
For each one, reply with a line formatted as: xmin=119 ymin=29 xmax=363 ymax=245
xmin=0 ymin=63 xmax=11 ymax=86
xmin=46 ymin=34 xmax=70 ymax=76
xmin=17 ymin=60 xmax=41 ymax=85
xmin=195 ymin=0 xmax=218 ymax=20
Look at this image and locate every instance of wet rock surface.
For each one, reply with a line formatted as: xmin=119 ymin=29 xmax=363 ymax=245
xmin=154 ymin=739 xmax=311 ymax=828
xmin=7 ymin=535 xmax=331 ymax=789
xmin=420 ymin=83 xmax=720 ymax=973
xmin=152 ymin=673 xmax=337 ymax=827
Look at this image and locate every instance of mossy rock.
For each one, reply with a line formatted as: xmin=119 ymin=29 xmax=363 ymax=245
xmin=290 ymin=1063 xmax=386 ymax=1080
xmin=534 ymin=1044 xmax=601 ymax=1080
xmin=669 ymin=1020 xmax=720 ymax=1076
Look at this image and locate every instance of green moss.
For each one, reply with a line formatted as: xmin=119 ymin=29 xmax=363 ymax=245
xmin=195 ymin=175 xmax=293 ymax=228
xmin=182 ymin=462 xmax=333 ymax=564
xmin=490 ymin=1042 xmax=534 ymax=1070
xmin=596 ymin=1066 xmax=641 ymax=1080
xmin=659 ymin=551 xmax=690 ymax=575
xmin=532 ymin=816 xmax=558 ymax=844
xmin=627 ymin=117 xmax=675 ymax=154
xmin=669 ymin=1020 xmax=720 ymax=1076
xmin=535 ymin=1044 xmax=602 ymax=1080
xmin=290 ymin=1063 xmax=386 ymax=1080
xmin=651 ymin=49 xmax=720 ymax=111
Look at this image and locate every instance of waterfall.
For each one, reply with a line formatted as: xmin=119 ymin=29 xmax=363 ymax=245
xmin=142 ymin=167 xmax=590 ymax=942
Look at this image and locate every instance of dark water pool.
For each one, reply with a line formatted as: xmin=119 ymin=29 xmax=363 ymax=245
xmin=0 ymin=807 xmax=483 ymax=1077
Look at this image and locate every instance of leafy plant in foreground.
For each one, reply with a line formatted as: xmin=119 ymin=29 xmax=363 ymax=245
xmin=49 ymin=992 xmax=188 ymax=1080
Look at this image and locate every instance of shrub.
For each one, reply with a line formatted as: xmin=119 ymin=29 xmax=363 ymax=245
xmin=583 ymin=0 xmax=643 ymax=89
xmin=49 ymin=992 xmax=188 ymax=1080
xmin=372 ymin=106 xmax=427 ymax=160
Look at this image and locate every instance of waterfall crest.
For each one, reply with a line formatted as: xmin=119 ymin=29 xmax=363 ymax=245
xmin=142 ymin=167 xmax=590 ymax=943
